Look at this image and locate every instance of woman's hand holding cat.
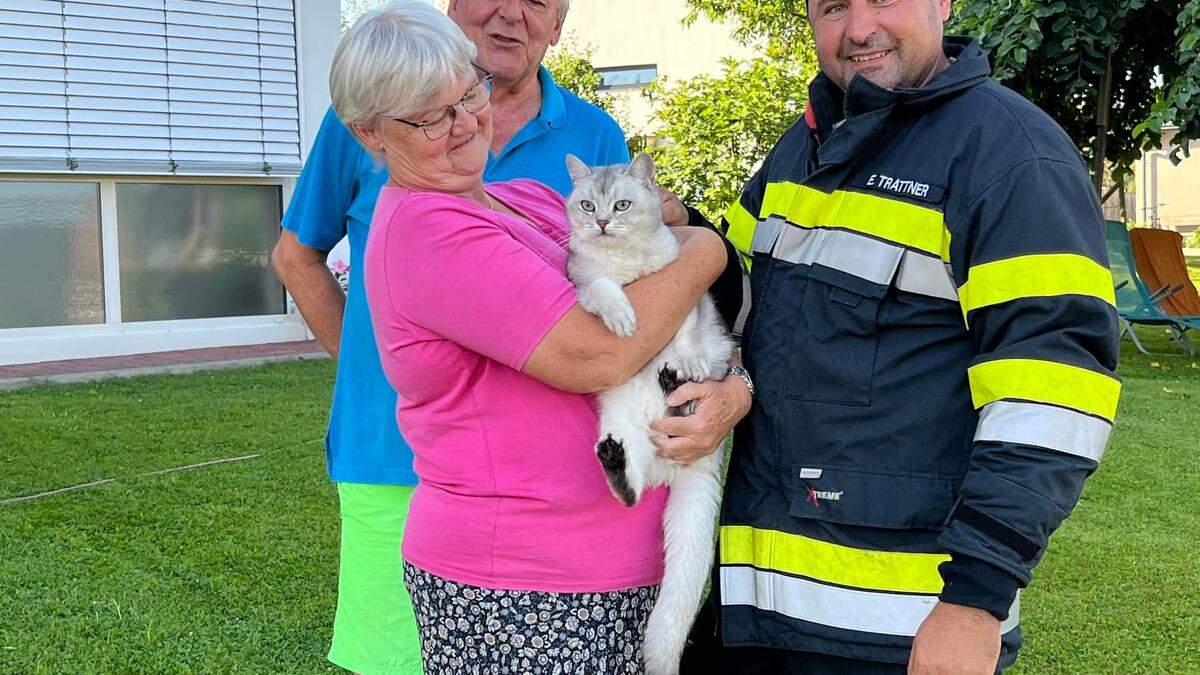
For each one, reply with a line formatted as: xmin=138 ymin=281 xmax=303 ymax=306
xmin=649 ymin=375 xmax=752 ymax=466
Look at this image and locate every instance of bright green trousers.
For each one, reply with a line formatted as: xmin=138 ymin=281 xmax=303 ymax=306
xmin=327 ymin=483 xmax=422 ymax=675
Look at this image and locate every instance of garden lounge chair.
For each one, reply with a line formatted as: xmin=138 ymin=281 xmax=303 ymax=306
xmin=1129 ymin=228 xmax=1200 ymax=316
xmin=1103 ymin=221 xmax=1199 ymax=356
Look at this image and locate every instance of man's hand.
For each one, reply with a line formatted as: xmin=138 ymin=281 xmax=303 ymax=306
xmin=659 ymin=187 xmax=689 ymax=228
xmin=909 ymin=602 xmax=1001 ymax=675
xmin=650 ymin=374 xmax=752 ymax=466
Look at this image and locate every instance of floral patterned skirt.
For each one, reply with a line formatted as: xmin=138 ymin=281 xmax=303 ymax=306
xmin=403 ymin=562 xmax=659 ymax=674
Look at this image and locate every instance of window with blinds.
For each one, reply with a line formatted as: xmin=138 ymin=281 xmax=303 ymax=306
xmin=0 ymin=0 xmax=301 ymax=175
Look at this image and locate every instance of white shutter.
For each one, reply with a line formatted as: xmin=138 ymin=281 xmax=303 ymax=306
xmin=0 ymin=0 xmax=301 ymax=175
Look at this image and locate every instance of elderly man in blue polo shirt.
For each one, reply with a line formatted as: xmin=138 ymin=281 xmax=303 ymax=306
xmin=271 ymin=1 xmax=628 ymax=672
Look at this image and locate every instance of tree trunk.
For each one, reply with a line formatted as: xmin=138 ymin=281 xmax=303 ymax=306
xmin=1092 ymin=52 xmax=1114 ymax=196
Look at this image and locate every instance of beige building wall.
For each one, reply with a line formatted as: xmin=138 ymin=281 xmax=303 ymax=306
xmin=1132 ymin=128 xmax=1200 ymax=236
xmin=554 ymin=0 xmax=758 ymax=135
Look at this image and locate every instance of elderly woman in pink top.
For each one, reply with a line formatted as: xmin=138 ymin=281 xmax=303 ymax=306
xmin=331 ymin=3 xmax=728 ymax=674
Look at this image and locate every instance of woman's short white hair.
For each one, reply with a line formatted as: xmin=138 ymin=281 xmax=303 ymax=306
xmin=331 ymin=1 xmax=477 ymax=132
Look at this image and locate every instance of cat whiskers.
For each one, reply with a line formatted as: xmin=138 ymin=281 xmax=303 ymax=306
xmin=553 ymin=231 xmax=584 ymax=248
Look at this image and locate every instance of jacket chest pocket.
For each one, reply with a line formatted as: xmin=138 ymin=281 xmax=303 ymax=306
xmin=788 ymin=466 xmax=958 ymax=531
xmin=785 ymin=255 xmax=899 ymax=406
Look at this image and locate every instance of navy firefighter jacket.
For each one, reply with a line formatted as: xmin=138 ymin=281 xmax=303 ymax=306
xmin=711 ymin=37 xmax=1121 ymax=667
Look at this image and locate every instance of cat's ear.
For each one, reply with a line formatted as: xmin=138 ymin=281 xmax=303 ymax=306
xmin=565 ymin=154 xmax=592 ymax=183
xmin=628 ymin=153 xmax=656 ymax=185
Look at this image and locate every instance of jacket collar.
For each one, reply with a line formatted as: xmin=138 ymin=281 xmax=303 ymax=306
xmin=807 ymin=36 xmax=991 ymax=167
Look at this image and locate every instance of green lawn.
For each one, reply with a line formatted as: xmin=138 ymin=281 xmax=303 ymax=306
xmin=1188 ymin=254 xmax=1200 ymax=287
xmin=2 ymin=337 xmax=1199 ymax=673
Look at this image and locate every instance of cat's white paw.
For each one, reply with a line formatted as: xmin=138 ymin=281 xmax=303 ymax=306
xmin=669 ymin=356 xmax=711 ymax=383
xmin=579 ymin=277 xmax=637 ymax=337
xmin=600 ymin=302 xmax=637 ymax=338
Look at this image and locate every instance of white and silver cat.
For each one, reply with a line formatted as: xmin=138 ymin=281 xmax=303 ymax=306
xmin=564 ymin=153 xmax=734 ymax=675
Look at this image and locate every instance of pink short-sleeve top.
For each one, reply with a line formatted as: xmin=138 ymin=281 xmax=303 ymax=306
xmin=363 ymin=178 xmax=667 ymax=592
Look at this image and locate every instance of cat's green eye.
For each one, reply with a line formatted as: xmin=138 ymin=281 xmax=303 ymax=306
xmin=614 ymin=200 xmax=632 ymax=212
xmin=580 ymin=200 xmax=596 ymax=212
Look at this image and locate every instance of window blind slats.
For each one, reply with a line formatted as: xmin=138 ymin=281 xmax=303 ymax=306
xmin=0 ymin=24 xmax=63 ymax=41
xmin=1 ymin=77 xmax=64 ymax=95
xmin=0 ymin=92 xmax=67 ymax=108
xmin=0 ymin=0 xmax=300 ymax=175
xmin=66 ymin=95 xmax=168 ymax=113
xmin=0 ymin=105 xmax=68 ymax=122
xmin=7 ymin=0 xmax=63 ymax=13
xmin=0 ymin=51 xmax=64 ymax=68
xmin=70 ymin=0 xmax=163 ymax=11
xmin=0 ymin=133 xmax=69 ymax=151
xmin=0 ymin=9 xmax=59 ymax=28
xmin=65 ymin=26 xmax=166 ymax=50
xmin=0 ymin=64 xmax=65 ymax=82
xmin=63 ymin=2 xmax=165 ymax=23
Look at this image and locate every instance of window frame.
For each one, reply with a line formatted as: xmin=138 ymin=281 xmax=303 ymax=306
xmin=0 ymin=173 xmax=306 ymax=366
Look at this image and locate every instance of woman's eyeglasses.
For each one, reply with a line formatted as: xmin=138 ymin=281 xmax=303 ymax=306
xmin=392 ymin=64 xmax=493 ymax=141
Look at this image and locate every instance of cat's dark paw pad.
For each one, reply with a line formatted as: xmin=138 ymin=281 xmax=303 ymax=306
xmin=596 ymin=434 xmax=625 ymax=470
xmin=658 ymin=365 xmax=687 ymax=395
xmin=596 ymin=434 xmax=637 ymax=507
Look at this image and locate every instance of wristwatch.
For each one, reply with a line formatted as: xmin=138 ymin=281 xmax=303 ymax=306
xmin=726 ymin=364 xmax=755 ymax=397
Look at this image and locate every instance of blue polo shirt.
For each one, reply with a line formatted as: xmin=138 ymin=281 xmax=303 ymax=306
xmin=282 ymin=67 xmax=630 ymax=485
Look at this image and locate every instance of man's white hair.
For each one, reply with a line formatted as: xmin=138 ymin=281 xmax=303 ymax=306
xmin=559 ymin=0 xmax=571 ymax=19
xmin=331 ymin=0 xmax=477 ymax=133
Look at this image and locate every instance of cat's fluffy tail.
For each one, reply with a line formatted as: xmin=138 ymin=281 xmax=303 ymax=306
xmin=643 ymin=457 xmax=724 ymax=675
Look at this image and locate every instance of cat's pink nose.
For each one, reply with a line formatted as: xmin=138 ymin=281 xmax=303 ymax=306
xmin=597 ymin=220 xmax=610 ymax=232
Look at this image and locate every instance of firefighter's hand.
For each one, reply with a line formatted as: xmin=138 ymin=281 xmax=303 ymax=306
xmin=650 ymin=376 xmax=751 ymax=466
xmin=909 ymin=602 xmax=1001 ymax=675
xmin=659 ymin=187 xmax=689 ymax=228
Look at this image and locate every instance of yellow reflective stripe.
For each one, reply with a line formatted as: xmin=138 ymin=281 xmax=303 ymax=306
xmin=720 ymin=525 xmax=949 ymax=595
xmin=724 ymin=199 xmax=757 ymax=257
xmin=721 ymin=567 xmax=1023 ymax=637
xmin=959 ymin=254 xmax=1117 ymax=318
xmin=760 ymin=182 xmax=800 ymax=221
xmin=829 ymin=190 xmax=951 ymax=261
xmin=968 ymin=358 xmax=1121 ymax=422
xmin=758 ymin=182 xmax=951 ymax=262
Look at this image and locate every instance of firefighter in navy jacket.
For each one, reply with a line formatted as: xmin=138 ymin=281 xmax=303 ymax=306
xmin=665 ymin=2 xmax=1122 ymax=673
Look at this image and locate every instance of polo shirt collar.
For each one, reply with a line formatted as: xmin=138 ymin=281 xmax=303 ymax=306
xmin=537 ymin=66 xmax=566 ymax=130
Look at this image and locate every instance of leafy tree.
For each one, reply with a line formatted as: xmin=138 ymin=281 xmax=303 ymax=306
xmin=685 ymin=0 xmax=812 ymax=59
xmin=648 ymin=56 xmax=815 ymax=219
xmin=544 ymin=41 xmax=617 ymax=115
xmin=685 ymin=0 xmax=1200 ymax=192
xmin=640 ymin=2 xmax=816 ymax=218
xmin=953 ymin=0 xmax=1200 ymax=189
xmin=1141 ymin=1 xmax=1200 ymax=164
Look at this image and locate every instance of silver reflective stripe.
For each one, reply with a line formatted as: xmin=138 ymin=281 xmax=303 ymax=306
xmin=721 ymin=566 xmax=1021 ymax=637
xmin=896 ymin=250 xmax=959 ymax=301
xmin=773 ymin=226 xmax=903 ymax=287
xmin=770 ymin=226 xmax=957 ymax=301
xmin=733 ymin=272 xmax=752 ymax=338
xmin=976 ymin=401 xmax=1113 ymax=462
xmin=751 ymin=216 xmax=786 ymax=254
